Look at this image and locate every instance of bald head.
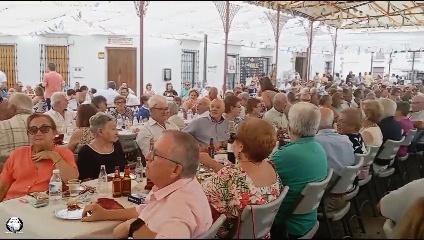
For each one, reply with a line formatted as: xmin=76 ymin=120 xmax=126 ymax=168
xmin=319 ymin=107 xmax=334 ymax=130
xmin=196 ymin=97 xmax=211 ymax=114
xmin=210 ymin=99 xmax=225 ymax=120
xmin=208 ymin=87 xmax=218 ymax=100
xmin=273 ymin=93 xmax=288 ymax=113
xmin=300 ymin=93 xmax=311 ymax=102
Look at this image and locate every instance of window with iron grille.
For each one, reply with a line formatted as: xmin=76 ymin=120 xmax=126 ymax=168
xmin=181 ymin=49 xmax=199 ymax=89
xmin=325 ymin=61 xmax=333 ymax=73
xmin=39 ymin=45 xmax=70 ymax=86
xmin=261 ymin=56 xmax=272 ymax=77
xmin=227 ymin=54 xmax=239 ymax=90
xmin=0 ymin=44 xmax=18 ymax=89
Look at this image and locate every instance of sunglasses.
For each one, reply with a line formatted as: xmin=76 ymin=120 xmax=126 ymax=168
xmin=28 ymin=125 xmax=52 ymax=135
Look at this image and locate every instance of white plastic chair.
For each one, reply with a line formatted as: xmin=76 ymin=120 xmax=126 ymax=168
xmin=236 ymin=186 xmax=289 ymax=239
xmin=319 ymin=157 xmax=364 ymax=239
xmin=292 ymin=169 xmax=334 ymax=239
xmin=398 ymin=129 xmax=417 ymax=184
xmin=196 ymin=214 xmax=226 ymax=239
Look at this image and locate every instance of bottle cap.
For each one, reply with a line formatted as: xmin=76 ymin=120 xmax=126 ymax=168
xmin=53 ymin=169 xmax=60 ymax=174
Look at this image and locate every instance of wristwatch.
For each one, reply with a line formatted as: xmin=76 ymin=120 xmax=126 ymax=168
xmin=128 ymin=218 xmax=145 ymax=239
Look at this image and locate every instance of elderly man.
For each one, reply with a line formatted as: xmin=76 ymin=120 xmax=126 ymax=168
xmin=410 ymin=95 xmax=424 ymax=129
xmin=82 ymin=130 xmax=213 ymax=238
xmin=0 ymin=93 xmax=33 ymax=159
xmin=315 ymin=107 xmax=355 ymax=212
xmin=94 ymin=81 xmax=120 ymax=105
xmin=136 ymin=95 xmax=179 ymax=156
xmin=237 ymin=92 xmax=249 ymax=118
xmin=341 ymin=88 xmax=358 ymax=109
xmin=196 ymin=97 xmax=211 ymax=118
xmin=183 ymin=99 xmax=229 ymax=146
xmin=374 ymin=98 xmax=403 ymax=171
xmin=270 ymin=102 xmax=328 ymax=238
xmin=0 ymin=98 xmax=15 ymax=121
xmin=120 ymin=87 xmax=139 ymax=106
xmin=263 ymin=93 xmax=289 ymax=129
xmin=299 ymin=93 xmax=311 ymax=103
xmin=206 ymin=87 xmax=218 ymax=101
xmin=45 ymin=92 xmax=76 ymax=133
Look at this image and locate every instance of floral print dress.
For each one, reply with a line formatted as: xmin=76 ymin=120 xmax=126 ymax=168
xmin=202 ymin=164 xmax=282 ymax=239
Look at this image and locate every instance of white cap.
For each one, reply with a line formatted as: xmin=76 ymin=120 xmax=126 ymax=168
xmin=53 ymin=169 xmax=60 ymax=174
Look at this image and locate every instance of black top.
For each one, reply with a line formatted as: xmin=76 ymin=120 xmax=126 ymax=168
xmin=163 ymin=90 xmax=178 ymax=97
xmin=345 ymin=133 xmax=366 ymax=154
xmin=77 ymin=141 xmax=126 ymax=180
xmin=378 ymin=116 xmax=403 ymax=143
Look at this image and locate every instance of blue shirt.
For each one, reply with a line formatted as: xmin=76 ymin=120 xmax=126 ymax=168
xmin=182 ymin=115 xmax=229 ymax=146
xmin=1 ymin=88 xmax=7 ymax=98
xmin=270 ymin=136 xmax=328 ymax=235
xmin=136 ymin=106 xmax=150 ymax=122
xmin=315 ymin=129 xmax=355 ymax=176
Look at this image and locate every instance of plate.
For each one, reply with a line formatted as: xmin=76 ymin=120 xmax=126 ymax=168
xmin=54 ymin=209 xmax=84 ymax=220
xmin=107 ymin=172 xmax=136 ymax=180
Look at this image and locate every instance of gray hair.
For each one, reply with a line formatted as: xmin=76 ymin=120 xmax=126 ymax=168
xmin=50 ymin=92 xmax=66 ymax=108
xmin=379 ymin=98 xmax=397 ymax=118
xmin=237 ymin=92 xmax=250 ymax=100
xmin=288 ymin=102 xmax=321 ymax=137
xmin=167 ymin=101 xmax=179 ymax=116
xmin=89 ymin=112 xmax=115 ymax=135
xmin=8 ymin=93 xmax=33 ymax=112
xmin=319 ymin=107 xmax=334 ymax=130
xmin=273 ymin=92 xmax=287 ymax=106
xmin=147 ymin=95 xmax=167 ymax=109
xmin=163 ymin=130 xmax=199 ymax=178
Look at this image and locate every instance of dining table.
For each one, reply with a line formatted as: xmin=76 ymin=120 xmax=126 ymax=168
xmin=0 ymin=179 xmax=146 ymax=239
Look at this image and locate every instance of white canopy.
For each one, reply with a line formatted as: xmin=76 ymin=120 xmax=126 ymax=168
xmin=1 ymin=1 xmax=424 ymax=53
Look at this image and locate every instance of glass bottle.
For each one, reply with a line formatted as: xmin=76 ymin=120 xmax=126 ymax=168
xmin=122 ymin=165 xmax=131 ymax=197
xmin=112 ymin=166 xmax=122 ymax=198
xmin=227 ymin=121 xmax=236 ymax=164
xmin=97 ymin=165 xmax=108 ymax=196
xmin=208 ymin=138 xmax=215 ymax=158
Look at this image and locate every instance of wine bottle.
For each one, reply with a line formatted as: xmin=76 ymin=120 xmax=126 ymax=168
xmin=208 ymin=138 xmax=215 ymax=158
xmin=227 ymin=120 xmax=236 ymax=164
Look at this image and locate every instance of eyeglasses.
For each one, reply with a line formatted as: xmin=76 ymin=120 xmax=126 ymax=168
xmin=149 ymin=149 xmax=180 ymax=165
xmin=152 ymin=107 xmax=169 ymax=111
xmin=28 ymin=125 xmax=52 ymax=135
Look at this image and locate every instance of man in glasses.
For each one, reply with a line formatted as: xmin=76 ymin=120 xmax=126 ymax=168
xmin=180 ymin=81 xmax=191 ymax=101
xmin=136 ymin=95 xmax=178 ymax=156
xmin=263 ymin=93 xmax=289 ymax=130
xmin=81 ymin=130 xmax=213 ymax=239
xmin=45 ymin=92 xmax=76 ymax=134
xmin=0 ymin=93 xmax=33 ymax=159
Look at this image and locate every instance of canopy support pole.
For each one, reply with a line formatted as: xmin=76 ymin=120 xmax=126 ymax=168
xmin=332 ymin=28 xmax=338 ymax=77
xmin=306 ymin=20 xmax=314 ymax=81
xmin=139 ymin=1 xmax=145 ymax=96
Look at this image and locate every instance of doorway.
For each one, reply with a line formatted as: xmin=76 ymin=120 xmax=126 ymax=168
xmin=295 ymin=57 xmax=307 ymax=80
xmin=106 ymin=47 xmax=137 ymax=92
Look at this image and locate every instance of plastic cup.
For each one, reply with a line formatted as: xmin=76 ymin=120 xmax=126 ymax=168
xmin=67 ymin=179 xmax=81 ymax=197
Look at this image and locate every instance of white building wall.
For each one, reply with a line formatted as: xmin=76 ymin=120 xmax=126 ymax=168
xmin=2 ymin=34 xmax=391 ymax=95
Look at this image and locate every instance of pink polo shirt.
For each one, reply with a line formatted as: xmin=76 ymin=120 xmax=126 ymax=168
xmin=43 ymin=71 xmax=63 ymax=98
xmin=137 ymin=178 xmax=212 ymax=239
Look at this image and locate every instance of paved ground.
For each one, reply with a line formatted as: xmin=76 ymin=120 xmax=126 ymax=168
xmin=314 ymin=155 xmax=423 ymax=239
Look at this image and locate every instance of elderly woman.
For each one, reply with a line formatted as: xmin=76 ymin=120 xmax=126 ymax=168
xmin=395 ymin=101 xmax=414 ymax=157
xmin=167 ymin=101 xmax=185 ymax=130
xmin=223 ymin=95 xmax=242 ymax=124
xmin=245 ymin=98 xmax=263 ymax=119
xmin=67 ymin=104 xmax=98 ymax=153
xmin=0 ymin=114 xmax=78 ymax=202
xmin=32 ymin=86 xmax=47 ymax=113
xmin=77 ymin=112 xmax=126 ymax=180
xmin=331 ymin=92 xmax=343 ymax=113
xmin=109 ymin=95 xmax=134 ymax=121
xmin=182 ymin=89 xmax=199 ymax=114
xmin=200 ymin=118 xmax=282 ymax=238
xmin=270 ymin=102 xmax=328 ymax=238
xmin=374 ymin=98 xmax=403 ymax=171
xmin=338 ymin=108 xmax=366 ymax=154
xmin=360 ymin=100 xmax=384 ymax=147
xmin=163 ymin=83 xmax=178 ymax=97
xmin=143 ymin=83 xmax=155 ymax=96
xmin=237 ymin=92 xmax=249 ymax=118
xmin=319 ymin=94 xmax=332 ymax=108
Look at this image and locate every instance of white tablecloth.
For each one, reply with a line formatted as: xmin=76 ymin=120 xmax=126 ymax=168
xmin=0 ymin=179 xmax=146 ymax=239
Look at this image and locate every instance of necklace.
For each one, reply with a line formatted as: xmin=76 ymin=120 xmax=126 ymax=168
xmin=238 ymin=159 xmax=263 ymax=166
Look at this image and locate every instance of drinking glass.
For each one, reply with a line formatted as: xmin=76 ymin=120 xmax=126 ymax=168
xmin=67 ymin=179 xmax=81 ymax=197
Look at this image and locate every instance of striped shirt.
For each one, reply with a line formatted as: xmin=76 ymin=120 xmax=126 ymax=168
xmin=0 ymin=112 xmax=31 ymax=159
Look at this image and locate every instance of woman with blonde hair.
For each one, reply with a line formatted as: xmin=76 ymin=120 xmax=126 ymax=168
xmin=392 ymin=197 xmax=424 ymax=239
xmin=360 ymin=100 xmax=384 ymax=147
xmin=32 ymin=86 xmax=47 ymax=113
xmin=182 ymin=89 xmax=199 ymax=114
